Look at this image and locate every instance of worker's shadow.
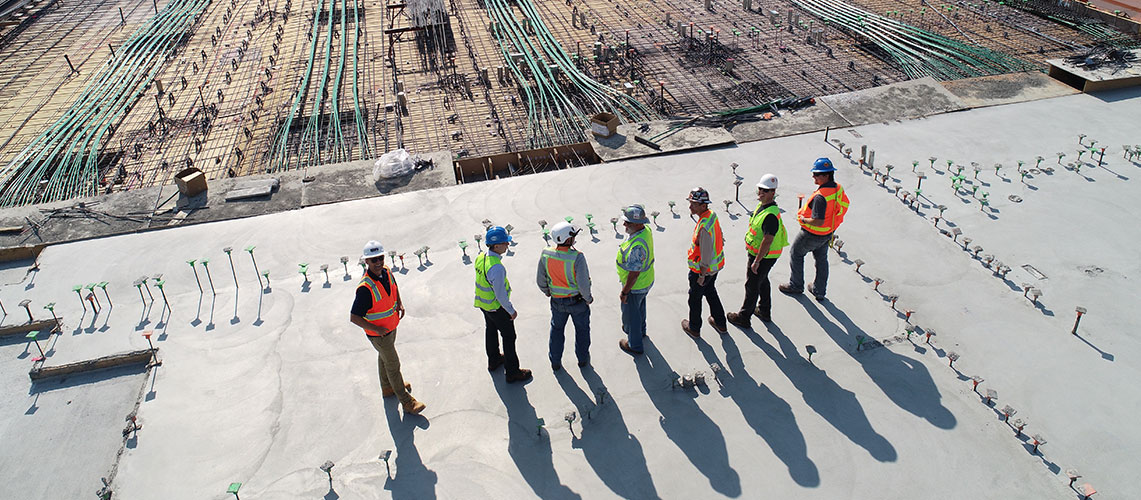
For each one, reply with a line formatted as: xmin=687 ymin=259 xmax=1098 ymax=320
xmin=382 ymin=399 xmax=436 ymax=499
xmin=635 ymin=343 xmax=742 ymax=496
xmin=556 ymin=367 xmax=658 ymax=498
xmin=696 ymin=334 xmax=821 ymax=486
xmin=806 ymin=298 xmax=956 ymax=430
xmin=493 ymin=378 xmax=580 ymax=499
xmin=748 ymin=321 xmax=897 ymax=463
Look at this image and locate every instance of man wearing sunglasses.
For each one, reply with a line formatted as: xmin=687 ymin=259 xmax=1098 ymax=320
xmin=780 ymin=158 xmax=850 ymax=301
xmin=350 ymin=240 xmax=425 ymax=414
xmin=728 ymin=174 xmax=788 ymax=328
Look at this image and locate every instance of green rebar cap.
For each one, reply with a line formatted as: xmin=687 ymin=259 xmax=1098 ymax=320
xmin=245 ymin=245 xmax=256 ymax=253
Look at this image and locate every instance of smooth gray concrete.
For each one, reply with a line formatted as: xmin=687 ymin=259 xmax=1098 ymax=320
xmin=1 ymin=87 xmax=1138 ymax=500
xmin=942 ymin=71 xmax=1080 ymax=108
xmin=819 ymin=77 xmax=968 ymax=126
xmin=587 ymin=119 xmax=736 ymax=162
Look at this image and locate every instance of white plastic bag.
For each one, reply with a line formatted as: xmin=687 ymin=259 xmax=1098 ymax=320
xmin=373 ymin=149 xmax=415 ymax=181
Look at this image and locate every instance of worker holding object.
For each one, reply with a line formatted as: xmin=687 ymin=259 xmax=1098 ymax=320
xmin=780 ymin=158 xmax=850 ymax=300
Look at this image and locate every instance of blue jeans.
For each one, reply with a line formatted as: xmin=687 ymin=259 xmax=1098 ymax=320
xmin=621 ymin=290 xmax=648 ymax=352
xmin=788 ymin=230 xmax=832 ymax=295
xmin=549 ymin=297 xmax=590 ymax=365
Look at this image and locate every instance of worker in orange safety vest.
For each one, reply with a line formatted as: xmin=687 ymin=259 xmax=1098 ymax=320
xmin=536 ymin=221 xmax=593 ymax=371
xmin=779 ymin=158 xmax=850 ymax=301
xmin=682 ymin=187 xmax=728 ymax=337
xmin=349 ymin=240 xmax=425 ymax=415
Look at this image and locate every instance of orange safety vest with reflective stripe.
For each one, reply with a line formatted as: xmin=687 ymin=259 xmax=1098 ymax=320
xmin=541 ymin=247 xmax=580 ymax=298
xmin=687 ymin=210 xmax=725 ymax=273
xmin=797 ymin=184 xmax=850 ymax=235
xmin=358 ymin=270 xmax=399 ymax=336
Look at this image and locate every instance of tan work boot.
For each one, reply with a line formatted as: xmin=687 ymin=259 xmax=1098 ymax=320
xmin=402 ymin=397 xmax=426 ymax=414
xmin=382 ymin=382 xmax=412 ymax=398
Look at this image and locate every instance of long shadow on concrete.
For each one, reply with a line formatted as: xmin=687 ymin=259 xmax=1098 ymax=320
xmin=556 ymin=367 xmax=658 ymax=499
xmin=806 ymin=298 xmax=956 ymax=430
xmin=748 ymin=322 xmax=897 ymax=463
xmin=635 ymin=343 xmax=741 ymax=497
xmin=493 ymin=378 xmax=579 ymax=499
xmin=694 ymin=334 xmax=820 ymax=487
xmin=382 ymin=400 xmax=437 ymax=499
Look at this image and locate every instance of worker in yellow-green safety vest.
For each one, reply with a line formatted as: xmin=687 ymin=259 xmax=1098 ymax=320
xmin=475 ymin=226 xmax=532 ymax=384
xmin=536 ymin=221 xmax=593 ymax=371
xmin=780 ymin=157 xmax=850 ymax=301
xmin=728 ymin=174 xmax=789 ymax=328
xmin=616 ymin=205 xmax=654 ymax=355
xmin=681 ymin=187 xmax=728 ymax=338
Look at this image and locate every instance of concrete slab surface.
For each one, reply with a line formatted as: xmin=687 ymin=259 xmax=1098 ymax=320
xmin=726 ymin=101 xmax=851 ymax=144
xmin=588 ymin=120 xmax=736 ymax=162
xmin=941 ymin=72 xmax=1081 ymax=109
xmin=0 ymin=87 xmax=1139 ymax=500
xmin=819 ymin=77 xmax=969 ymax=126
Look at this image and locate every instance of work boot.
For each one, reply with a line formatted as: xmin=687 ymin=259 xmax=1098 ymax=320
xmin=681 ymin=319 xmax=700 ymax=338
xmin=619 ymin=339 xmax=642 ymax=355
xmin=708 ymin=316 xmax=728 ymax=335
xmin=382 ymin=382 xmax=412 ymax=398
xmin=552 ymin=362 xmax=562 ymax=372
xmin=755 ymin=308 xmax=773 ymax=323
xmin=726 ymin=312 xmax=750 ymax=329
xmin=506 ymin=368 xmax=533 ymax=384
xmin=778 ymin=283 xmax=803 ymax=295
xmin=807 ymin=283 xmax=826 ymax=301
xmin=402 ymin=397 xmax=425 ymax=415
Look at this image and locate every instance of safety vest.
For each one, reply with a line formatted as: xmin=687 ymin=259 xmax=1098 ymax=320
xmin=687 ymin=210 xmax=725 ymax=273
xmin=358 ymin=270 xmax=400 ymax=336
xmin=474 ymin=253 xmax=510 ymax=311
xmin=798 ymin=184 xmax=850 ymax=235
xmin=541 ymin=247 xmax=580 ymax=298
xmin=746 ymin=203 xmax=790 ymax=259
xmin=616 ymin=227 xmax=655 ymax=291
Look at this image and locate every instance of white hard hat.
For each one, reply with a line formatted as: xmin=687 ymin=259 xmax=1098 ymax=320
xmin=757 ymin=174 xmax=779 ymax=190
xmin=551 ymin=221 xmax=581 ymax=245
xmin=362 ymin=240 xmax=384 ymax=258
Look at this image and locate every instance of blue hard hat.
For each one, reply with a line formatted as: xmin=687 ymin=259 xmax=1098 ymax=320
xmin=812 ymin=157 xmax=835 ymax=173
xmin=485 ymin=226 xmax=511 ymax=246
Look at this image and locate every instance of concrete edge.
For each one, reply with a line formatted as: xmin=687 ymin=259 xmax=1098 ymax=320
xmin=29 ymin=349 xmax=156 ymax=381
xmin=0 ymin=318 xmax=60 ymax=338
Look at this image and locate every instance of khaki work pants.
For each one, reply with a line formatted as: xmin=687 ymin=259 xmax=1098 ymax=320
xmin=367 ymin=331 xmax=411 ymax=403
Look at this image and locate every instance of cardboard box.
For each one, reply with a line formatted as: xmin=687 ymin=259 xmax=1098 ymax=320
xmin=590 ymin=112 xmax=619 ymax=138
xmin=174 ymin=167 xmax=207 ymax=197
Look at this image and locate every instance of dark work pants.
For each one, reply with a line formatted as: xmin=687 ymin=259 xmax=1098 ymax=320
xmin=740 ymin=253 xmax=777 ymax=320
xmin=483 ymin=307 xmax=521 ymax=375
xmin=688 ymin=271 xmax=726 ymax=332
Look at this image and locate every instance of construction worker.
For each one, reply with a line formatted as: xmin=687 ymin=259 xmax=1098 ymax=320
xmin=616 ymin=205 xmax=655 ymax=355
xmin=536 ymin=221 xmax=593 ymax=371
xmin=475 ymin=226 xmax=533 ymax=384
xmin=728 ymin=174 xmax=788 ymax=328
xmin=780 ymin=158 xmax=850 ymax=301
xmin=349 ymin=240 xmax=425 ymax=415
xmin=682 ymin=187 xmax=728 ymax=337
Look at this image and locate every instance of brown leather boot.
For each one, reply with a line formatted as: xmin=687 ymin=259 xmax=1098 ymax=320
xmin=402 ymin=397 xmax=425 ymax=414
xmin=382 ymin=382 xmax=412 ymax=398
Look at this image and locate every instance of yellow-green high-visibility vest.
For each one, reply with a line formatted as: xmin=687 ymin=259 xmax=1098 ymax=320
xmin=616 ymin=227 xmax=655 ymax=291
xmin=745 ymin=203 xmax=789 ymax=259
xmin=474 ymin=253 xmax=510 ymax=311
xmin=541 ymin=247 xmax=580 ymax=298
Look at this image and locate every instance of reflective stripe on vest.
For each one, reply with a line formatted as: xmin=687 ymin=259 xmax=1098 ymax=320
xmin=746 ymin=204 xmax=789 ymax=258
xmin=687 ymin=210 xmax=725 ymax=273
xmin=541 ymin=247 xmax=579 ymax=298
xmin=358 ymin=271 xmax=399 ymax=335
xmin=797 ymin=185 xmax=850 ymax=235
xmin=474 ymin=253 xmax=510 ymax=311
xmin=616 ymin=227 xmax=655 ymax=291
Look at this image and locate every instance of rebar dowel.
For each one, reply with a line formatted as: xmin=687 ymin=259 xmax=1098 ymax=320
xmin=246 ymin=246 xmax=261 ymax=288
xmin=202 ymin=259 xmax=215 ymax=295
xmin=73 ymin=285 xmax=86 ymax=311
xmin=188 ymin=260 xmax=203 ymax=294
